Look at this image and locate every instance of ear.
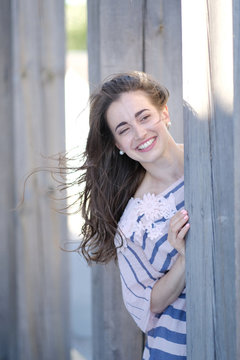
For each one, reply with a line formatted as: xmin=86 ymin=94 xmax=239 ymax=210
xmin=115 ymin=142 xmax=121 ymax=151
xmin=162 ymin=105 xmax=170 ymax=125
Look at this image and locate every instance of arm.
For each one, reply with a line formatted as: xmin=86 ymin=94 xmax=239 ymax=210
xmin=151 ymin=254 xmax=185 ymax=313
xmin=150 ymin=209 xmax=190 ymax=314
xmin=117 ymin=242 xmax=160 ymax=332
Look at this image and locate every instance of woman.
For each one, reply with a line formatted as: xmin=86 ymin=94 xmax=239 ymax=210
xmin=76 ymin=71 xmax=189 ymax=359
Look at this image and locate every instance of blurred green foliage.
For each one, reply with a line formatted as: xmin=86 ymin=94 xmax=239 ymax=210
xmin=65 ymin=3 xmax=87 ymax=51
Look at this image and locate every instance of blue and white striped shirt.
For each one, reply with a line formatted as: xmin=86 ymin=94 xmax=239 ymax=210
xmin=115 ymin=176 xmax=186 ymax=359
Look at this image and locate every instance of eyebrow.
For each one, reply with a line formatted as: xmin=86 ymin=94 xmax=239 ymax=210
xmin=114 ymin=108 xmax=149 ymax=132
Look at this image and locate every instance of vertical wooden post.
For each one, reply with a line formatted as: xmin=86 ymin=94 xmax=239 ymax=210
xmin=183 ymin=0 xmax=238 ymax=358
xmin=145 ymin=0 xmax=183 ymax=142
xmin=233 ymin=0 xmax=240 ymax=357
xmin=88 ymin=2 xmax=144 ymax=358
xmin=0 ymin=1 xmax=17 ymax=359
xmin=0 ymin=1 xmax=70 ymax=359
xmin=88 ymin=1 xmax=183 ymax=358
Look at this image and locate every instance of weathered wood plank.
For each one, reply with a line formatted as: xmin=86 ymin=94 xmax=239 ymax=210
xmin=87 ymin=0 xmax=101 ymax=86
xmin=233 ymin=0 xmax=240 ymax=357
xmin=88 ymin=0 xmax=144 ymax=88
xmin=206 ymin=2 xmax=235 ymax=357
xmin=183 ymin=0 xmax=237 ymax=358
xmin=1 ymin=0 xmax=70 ymax=359
xmin=145 ymin=0 xmax=183 ymax=142
xmin=92 ymin=262 xmax=144 ymax=360
xmin=0 ymin=1 xmax=17 ymax=359
xmin=88 ymin=1 xmax=145 ymax=358
xmin=184 ymin=104 xmax=215 ymax=359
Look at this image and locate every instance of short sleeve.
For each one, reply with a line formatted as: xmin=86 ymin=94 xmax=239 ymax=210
xmin=117 ymin=241 xmax=161 ymax=333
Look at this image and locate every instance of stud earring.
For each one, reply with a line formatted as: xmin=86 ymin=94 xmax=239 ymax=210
xmin=167 ymin=122 xmax=172 ymax=129
xmin=119 ymin=150 xmax=124 ymax=155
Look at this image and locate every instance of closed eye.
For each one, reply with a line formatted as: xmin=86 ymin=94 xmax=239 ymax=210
xmin=119 ymin=127 xmax=129 ymax=135
xmin=140 ymin=115 xmax=150 ymax=122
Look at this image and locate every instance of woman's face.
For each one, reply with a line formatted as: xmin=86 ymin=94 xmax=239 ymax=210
xmin=106 ymin=90 xmax=171 ymax=166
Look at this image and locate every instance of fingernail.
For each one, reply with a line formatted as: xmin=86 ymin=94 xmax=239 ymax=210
xmin=184 ymin=215 xmax=188 ymax=220
xmin=181 ymin=209 xmax=187 ymax=215
xmin=185 ymin=223 xmax=190 ymax=227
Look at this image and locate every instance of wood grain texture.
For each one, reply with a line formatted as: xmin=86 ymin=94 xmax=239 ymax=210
xmin=92 ymin=263 xmax=144 ymax=360
xmin=145 ymin=0 xmax=183 ymax=142
xmin=0 ymin=1 xmax=70 ymax=359
xmin=233 ymin=0 xmax=240 ymax=357
xmin=183 ymin=0 xmax=237 ymax=358
xmin=88 ymin=1 xmax=145 ymax=358
xmin=88 ymin=0 xmax=144 ymax=89
xmin=0 ymin=1 xmax=17 ymax=359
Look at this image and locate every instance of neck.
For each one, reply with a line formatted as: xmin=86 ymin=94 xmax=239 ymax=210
xmin=141 ymin=142 xmax=184 ymax=188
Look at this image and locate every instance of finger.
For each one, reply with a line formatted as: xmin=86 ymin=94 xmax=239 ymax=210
xmin=171 ymin=214 xmax=189 ymax=234
xmin=176 ymin=222 xmax=190 ymax=240
xmin=170 ymin=209 xmax=188 ymax=227
xmin=169 ymin=211 xmax=184 ymax=226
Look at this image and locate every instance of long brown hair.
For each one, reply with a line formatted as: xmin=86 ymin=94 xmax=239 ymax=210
xmin=66 ymin=71 xmax=169 ymax=263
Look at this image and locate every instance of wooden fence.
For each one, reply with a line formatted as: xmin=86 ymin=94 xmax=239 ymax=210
xmin=183 ymin=0 xmax=240 ymax=358
xmin=0 ymin=1 xmax=70 ymax=359
xmin=1 ymin=0 xmax=239 ymax=359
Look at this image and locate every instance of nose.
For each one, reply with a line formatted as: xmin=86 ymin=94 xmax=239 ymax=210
xmin=133 ymin=123 xmax=147 ymax=140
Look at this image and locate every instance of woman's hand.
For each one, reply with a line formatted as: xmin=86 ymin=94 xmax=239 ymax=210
xmin=168 ymin=209 xmax=190 ymax=256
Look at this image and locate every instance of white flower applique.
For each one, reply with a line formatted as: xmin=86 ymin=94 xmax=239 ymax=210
xmin=115 ymin=193 xmax=177 ymax=252
xmin=135 ymin=192 xmax=177 ymax=242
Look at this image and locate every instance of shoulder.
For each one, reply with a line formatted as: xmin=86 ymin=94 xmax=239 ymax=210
xmin=117 ymin=197 xmax=139 ymax=237
xmin=114 ymin=198 xmax=138 ymax=250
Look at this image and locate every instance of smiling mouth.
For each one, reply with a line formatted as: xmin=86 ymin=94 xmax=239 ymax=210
xmin=137 ymin=137 xmax=156 ymax=150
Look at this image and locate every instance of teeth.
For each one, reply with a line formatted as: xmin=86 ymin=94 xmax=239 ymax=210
xmin=138 ymin=138 xmax=155 ymax=150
